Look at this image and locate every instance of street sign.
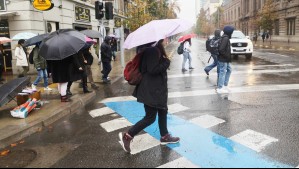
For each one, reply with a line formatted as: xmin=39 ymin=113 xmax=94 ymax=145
xmin=0 ymin=0 xmax=6 ymax=12
xmin=75 ymin=6 xmax=91 ymax=23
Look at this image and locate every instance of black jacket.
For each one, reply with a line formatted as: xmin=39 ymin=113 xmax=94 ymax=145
xmin=133 ymin=47 xmax=170 ymax=110
xmin=83 ymin=49 xmax=94 ymax=65
xmin=218 ymin=34 xmax=231 ymax=63
xmin=101 ymin=37 xmax=112 ymax=62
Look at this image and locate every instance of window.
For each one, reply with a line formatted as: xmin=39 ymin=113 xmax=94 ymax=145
xmin=286 ymin=18 xmax=296 ymax=35
xmin=274 ymin=19 xmax=279 ymax=35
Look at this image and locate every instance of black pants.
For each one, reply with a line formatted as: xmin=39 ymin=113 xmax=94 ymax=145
xmin=67 ymin=76 xmax=88 ymax=90
xmin=102 ymin=61 xmax=112 ymax=79
xmin=128 ymin=104 xmax=169 ymax=137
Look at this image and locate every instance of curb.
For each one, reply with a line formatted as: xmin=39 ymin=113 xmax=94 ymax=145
xmin=0 ymin=91 xmax=96 ymax=149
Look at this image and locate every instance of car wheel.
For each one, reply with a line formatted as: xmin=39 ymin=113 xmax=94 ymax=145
xmin=246 ymin=54 xmax=252 ymax=60
xmin=233 ymin=55 xmax=239 ymax=59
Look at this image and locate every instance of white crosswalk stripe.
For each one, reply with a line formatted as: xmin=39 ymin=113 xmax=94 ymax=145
xmin=190 ymin=115 xmax=225 ymax=129
xmin=168 ymin=103 xmax=190 ymax=114
xmin=230 ymin=130 xmax=279 ymax=152
xmin=157 ymin=157 xmax=199 ymax=168
xmin=100 ymin=118 xmax=132 ymax=133
xmin=89 ymin=107 xmax=115 ymax=118
xmin=119 ymin=133 xmax=161 ymax=155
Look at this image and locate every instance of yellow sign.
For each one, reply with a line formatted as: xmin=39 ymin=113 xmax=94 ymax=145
xmin=32 ymin=0 xmax=54 ymax=11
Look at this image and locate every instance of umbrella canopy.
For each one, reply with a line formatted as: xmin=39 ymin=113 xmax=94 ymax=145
xmin=85 ymin=36 xmax=97 ymax=44
xmin=124 ymin=19 xmax=193 ymax=49
xmin=12 ymin=32 xmax=37 ymax=40
xmin=0 ymin=37 xmax=12 ymax=44
xmin=80 ymin=30 xmax=102 ymax=39
xmin=23 ymin=33 xmax=50 ymax=47
xmin=178 ymin=33 xmax=197 ymax=42
xmin=39 ymin=29 xmax=86 ymax=60
xmin=0 ymin=77 xmax=30 ymax=107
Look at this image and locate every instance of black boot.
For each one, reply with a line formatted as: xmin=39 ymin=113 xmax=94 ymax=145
xmin=61 ymin=95 xmax=70 ymax=102
xmin=66 ymin=88 xmax=72 ymax=96
xmin=83 ymin=85 xmax=92 ymax=93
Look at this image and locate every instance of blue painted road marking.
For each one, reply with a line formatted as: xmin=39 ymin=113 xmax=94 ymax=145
xmin=105 ymin=101 xmax=292 ymax=168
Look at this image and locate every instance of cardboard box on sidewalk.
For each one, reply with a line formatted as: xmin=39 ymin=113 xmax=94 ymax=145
xmin=16 ymin=91 xmax=41 ymax=106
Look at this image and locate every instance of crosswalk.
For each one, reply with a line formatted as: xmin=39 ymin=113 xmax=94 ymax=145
xmin=89 ymin=102 xmax=292 ymax=168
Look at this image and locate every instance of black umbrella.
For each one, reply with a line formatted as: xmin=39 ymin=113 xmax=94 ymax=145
xmin=39 ymin=29 xmax=86 ymax=60
xmin=0 ymin=77 xmax=30 ymax=107
xmin=80 ymin=30 xmax=102 ymax=39
xmin=23 ymin=33 xmax=49 ymax=47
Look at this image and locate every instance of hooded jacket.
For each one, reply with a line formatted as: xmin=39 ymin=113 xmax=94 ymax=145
xmin=218 ymin=26 xmax=234 ymax=62
xmin=101 ymin=36 xmax=112 ymax=62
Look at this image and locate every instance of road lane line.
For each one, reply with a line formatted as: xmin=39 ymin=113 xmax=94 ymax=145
xmin=168 ymin=68 xmax=299 ymax=79
xmin=89 ymin=107 xmax=115 ymax=118
xmin=101 ymin=84 xmax=299 ymax=103
xmin=168 ymin=103 xmax=190 ymax=114
xmin=118 ymin=133 xmax=160 ymax=155
xmin=157 ymin=157 xmax=199 ymax=168
xmin=230 ymin=130 xmax=279 ymax=153
xmin=106 ymin=101 xmax=291 ymax=168
xmin=100 ymin=117 xmax=132 ymax=133
xmin=190 ymin=115 xmax=226 ymax=129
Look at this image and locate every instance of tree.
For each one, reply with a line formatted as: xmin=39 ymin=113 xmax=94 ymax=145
xmin=257 ymin=0 xmax=277 ymax=35
xmin=196 ymin=8 xmax=211 ymax=37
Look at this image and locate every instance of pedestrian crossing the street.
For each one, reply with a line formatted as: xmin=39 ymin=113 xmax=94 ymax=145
xmin=89 ymin=101 xmax=292 ymax=168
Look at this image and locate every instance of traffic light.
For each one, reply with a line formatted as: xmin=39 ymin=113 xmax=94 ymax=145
xmin=105 ymin=2 xmax=113 ymax=20
xmin=95 ymin=1 xmax=104 ymax=19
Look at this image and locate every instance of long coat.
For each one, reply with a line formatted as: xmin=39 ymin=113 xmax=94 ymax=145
xmin=133 ymin=47 xmax=170 ymax=110
xmin=47 ymin=53 xmax=84 ymax=83
xmin=15 ymin=46 xmax=28 ymax=67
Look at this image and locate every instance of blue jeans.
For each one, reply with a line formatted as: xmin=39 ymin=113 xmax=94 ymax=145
xmin=217 ymin=62 xmax=232 ymax=89
xmin=182 ymin=52 xmax=192 ymax=69
xmin=204 ymin=54 xmax=218 ymax=73
xmin=33 ymin=69 xmax=48 ymax=87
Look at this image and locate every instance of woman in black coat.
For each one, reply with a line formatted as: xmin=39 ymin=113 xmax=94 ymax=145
xmin=119 ymin=39 xmax=180 ymax=153
xmin=47 ymin=53 xmax=85 ymax=102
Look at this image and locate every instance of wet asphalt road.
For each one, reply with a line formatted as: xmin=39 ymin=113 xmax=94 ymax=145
xmin=1 ymin=39 xmax=299 ymax=168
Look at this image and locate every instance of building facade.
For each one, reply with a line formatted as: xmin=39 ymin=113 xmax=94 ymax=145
xmin=223 ymin=0 xmax=299 ymax=42
xmin=0 ymin=0 xmax=127 ymax=74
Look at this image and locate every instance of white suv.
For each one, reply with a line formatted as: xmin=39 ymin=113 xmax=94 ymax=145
xmin=230 ymin=30 xmax=254 ymax=59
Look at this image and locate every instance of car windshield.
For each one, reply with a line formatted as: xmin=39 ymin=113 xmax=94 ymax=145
xmin=231 ymin=31 xmax=246 ymax=39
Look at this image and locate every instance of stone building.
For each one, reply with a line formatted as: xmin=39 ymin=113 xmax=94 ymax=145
xmin=223 ymin=0 xmax=299 ymax=42
xmin=0 ymin=0 xmax=128 ymax=74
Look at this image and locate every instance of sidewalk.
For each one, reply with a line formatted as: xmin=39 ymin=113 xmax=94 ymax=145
xmin=0 ymin=47 xmax=139 ymax=150
xmin=253 ymin=40 xmax=299 ymax=51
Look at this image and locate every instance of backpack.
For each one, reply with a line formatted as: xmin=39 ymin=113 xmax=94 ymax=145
xmin=206 ymin=39 xmax=212 ymax=52
xmin=29 ymin=50 xmax=34 ymax=64
xmin=124 ymin=52 xmax=143 ymax=85
xmin=209 ymin=38 xmax=220 ymax=54
xmin=177 ymin=42 xmax=184 ymax=55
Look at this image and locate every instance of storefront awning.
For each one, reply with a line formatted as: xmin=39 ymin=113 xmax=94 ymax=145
xmin=0 ymin=12 xmax=18 ymax=17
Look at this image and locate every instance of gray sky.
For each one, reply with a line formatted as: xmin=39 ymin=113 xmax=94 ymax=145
xmin=177 ymin=0 xmax=197 ymax=23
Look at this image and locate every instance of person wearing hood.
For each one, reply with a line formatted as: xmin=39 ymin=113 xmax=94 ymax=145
xmin=217 ymin=26 xmax=234 ymax=94
xmin=204 ymin=29 xmax=221 ymax=76
xmin=101 ymin=36 xmax=113 ymax=83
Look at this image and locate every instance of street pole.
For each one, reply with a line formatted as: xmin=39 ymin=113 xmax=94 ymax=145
xmin=120 ymin=19 xmax=125 ymax=69
xmin=218 ymin=6 xmax=220 ymax=29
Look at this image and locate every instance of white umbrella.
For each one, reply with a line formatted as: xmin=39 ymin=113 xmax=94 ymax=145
xmin=124 ymin=19 xmax=193 ymax=49
xmin=12 ymin=32 xmax=38 ymax=40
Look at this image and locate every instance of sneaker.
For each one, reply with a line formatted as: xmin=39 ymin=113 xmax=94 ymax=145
xmin=182 ymin=68 xmax=187 ymax=72
xmin=31 ymin=84 xmax=37 ymax=90
xmin=119 ymin=132 xmax=133 ymax=153
xmin=189 ymin=67 xmax=195 ymax=70
xmin=91 ymin=83 xmax=99 ymax=89
xmin=44 ymin=87 xmax=53 ymax=91
xmin=216 ymin=88 xmax=229 ymax=94
xmin=160 ymin=134 xmax=180 ymax=145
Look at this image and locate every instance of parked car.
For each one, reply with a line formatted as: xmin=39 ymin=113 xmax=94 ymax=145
xmin=229 ymin=30 xmax=254 ymax=59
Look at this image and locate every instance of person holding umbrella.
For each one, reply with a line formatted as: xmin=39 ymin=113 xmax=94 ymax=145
xmin=15 ymin=39 xmax=29 ymax=78
xmin=39 ymin=29 xmax=88 ymax=102
xmin=31 ymin=43 xmax=52 ymax=91
xmin=101 ymin=36 xmax=113 ymax=83
xmin=181 ymin=38 xmax=194 ymax=72
xmin=119 ymin=39 xmax=180 ymax=153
